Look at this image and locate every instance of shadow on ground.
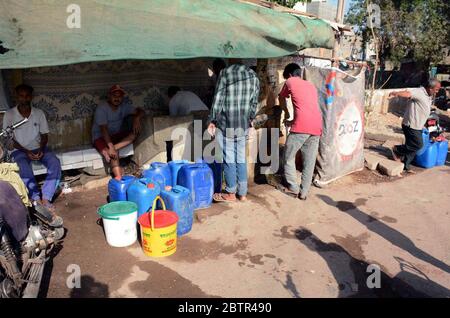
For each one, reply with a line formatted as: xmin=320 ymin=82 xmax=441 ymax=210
xmin=317 ymin=194 xmax=450 ymax=275
xmin=295 ymin=227 xmax=450 ymax=297
xmin=38 ymin=232 xmax=66 ymax=298
xmin=69 ymin=275 xmax=110 ymax=298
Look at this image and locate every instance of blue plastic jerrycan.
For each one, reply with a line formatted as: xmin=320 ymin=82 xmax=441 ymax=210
xmin=168 ymin=160 xmax=190 ymax=186
xmin=414 ymin=141 xmax=438 ymax=169
xmin=127 ymin=178 xmax=161 ymax=217
xmin=160 ymin=185 xmax=194 ymax=236
xmin=143 ymin=162 xmax=172 ymax=189
xmin=435 ymin=139 xmax=449 ymax=166
xmin=177 ymin=163 xmax=214 ymax=210
xmin=415 ymin=129 xmax=430 ymax=156
xmin=108 ymin=175 xmax=136 ymax=202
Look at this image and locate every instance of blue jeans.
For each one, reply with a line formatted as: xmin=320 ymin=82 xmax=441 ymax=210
xmin=283 ymin=133 xmax=320 ymax=197
xmin=11 ymin=147 xmax=61 ymax=202
xmin=217 ymin=131 xmax=248 ymax=196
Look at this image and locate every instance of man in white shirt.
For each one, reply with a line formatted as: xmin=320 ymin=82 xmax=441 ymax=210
xmin=389 ymin=78 xmax=441 ymax=172
xmin=168 ymin=86 xmax=209 ymax=116
xmin=3 ymin=84 xmax=61 ymax=213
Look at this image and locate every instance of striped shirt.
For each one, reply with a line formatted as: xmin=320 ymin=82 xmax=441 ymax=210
xmin=210 ymin=64 xmax=260 ymax=136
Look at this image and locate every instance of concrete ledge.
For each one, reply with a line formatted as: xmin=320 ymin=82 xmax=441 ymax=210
xmin=32 ymin=144 xmax=134 ymax=175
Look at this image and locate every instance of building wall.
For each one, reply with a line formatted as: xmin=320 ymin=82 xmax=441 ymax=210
xmin=368 ymin=88 xmax=417 ymax=115
xmin=307 ymin=1 xmax=337 ymax=21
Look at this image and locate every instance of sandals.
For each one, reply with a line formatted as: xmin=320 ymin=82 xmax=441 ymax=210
xmin=33 ymin=200 xmax=63 ymax=228
xmin=42 ymin=201 xmax=56 ymax=213
xmin=275 ymin=184 xmax=299 ymax=198
xmin=213 ymin=193 xmax=237 ymax=203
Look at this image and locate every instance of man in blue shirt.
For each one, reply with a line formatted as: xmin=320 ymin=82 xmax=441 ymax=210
xmin=92 ymin=85 xmax=144 ymax=179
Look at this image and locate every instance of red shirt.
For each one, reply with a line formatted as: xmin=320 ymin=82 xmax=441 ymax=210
xmin=279 ymin=77 xmax=323 ymax=136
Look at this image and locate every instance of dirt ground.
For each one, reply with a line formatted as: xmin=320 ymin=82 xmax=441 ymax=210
xmin=39 ymin=161 xmax=450 ymax=298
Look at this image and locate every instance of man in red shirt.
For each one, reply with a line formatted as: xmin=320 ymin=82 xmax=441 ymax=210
xmin=278 ymin=63 xmax=323 ymax=200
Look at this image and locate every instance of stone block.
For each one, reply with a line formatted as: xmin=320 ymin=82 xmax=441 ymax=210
xmin=378 ymin=159 xmax=404 ymax=176
xmin=364 ymin=152 xmax=383 ymax=170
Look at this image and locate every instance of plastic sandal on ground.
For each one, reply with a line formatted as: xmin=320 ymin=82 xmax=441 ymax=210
xmin=213 ymin=193 xmax=236 ymax=202
xmin=33 ymin=201 xmax=64 ymax=228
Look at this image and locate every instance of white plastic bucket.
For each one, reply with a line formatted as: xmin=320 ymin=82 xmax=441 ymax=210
xmin=98 ymin=201 xmax=138 ymax=247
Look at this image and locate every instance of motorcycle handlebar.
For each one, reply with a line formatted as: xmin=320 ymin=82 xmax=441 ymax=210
xmin=11 ymin=117 xmax=29 ymax=129
xmin=0 ymin=117 xmax=28 ymax=137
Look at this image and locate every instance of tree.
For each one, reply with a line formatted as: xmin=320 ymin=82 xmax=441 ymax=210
xmin=345 ymin=0 xmax=449 ymax=69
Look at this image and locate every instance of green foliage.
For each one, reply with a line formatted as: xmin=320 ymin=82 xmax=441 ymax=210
xmin=345 ymin=0 xmax=449 ymax=67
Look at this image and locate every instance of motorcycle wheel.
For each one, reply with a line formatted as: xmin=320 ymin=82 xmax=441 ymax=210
xmin=53 ymin=227 xmax=65 ymax=241
xmin=0 ymin=277 xmax=20 ymax=298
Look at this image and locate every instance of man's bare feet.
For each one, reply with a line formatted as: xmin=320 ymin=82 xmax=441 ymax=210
xmin=237 ymin=195 xmax=247 ymax=201
xmin=42 ymin=199 xmax=56 ymax=213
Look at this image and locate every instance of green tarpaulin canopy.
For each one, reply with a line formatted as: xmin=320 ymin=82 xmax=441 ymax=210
xmin=0 ymin=0 xmax=335 ymax=69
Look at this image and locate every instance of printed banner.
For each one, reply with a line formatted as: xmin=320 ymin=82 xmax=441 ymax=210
xmin=304 ymin=67 xmax=365 ymax=185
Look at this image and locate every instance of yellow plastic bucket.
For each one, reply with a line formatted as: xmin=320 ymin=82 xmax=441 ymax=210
xmin=138 ymin=196 xmax=179 ymax=257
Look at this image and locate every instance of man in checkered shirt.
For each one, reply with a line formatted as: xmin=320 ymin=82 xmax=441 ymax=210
xmin=208 ymin=59 xmax=260 ymax=202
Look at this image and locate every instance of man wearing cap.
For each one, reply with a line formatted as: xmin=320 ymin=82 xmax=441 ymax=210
xmin=92 ymin=85 xmax=145 ymax=179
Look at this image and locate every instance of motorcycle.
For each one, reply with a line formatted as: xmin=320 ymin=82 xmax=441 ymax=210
xmin=425 ymin=109 xmax=446 ymax=140
xmin=0 ymin=117 xmax=64 ymax=298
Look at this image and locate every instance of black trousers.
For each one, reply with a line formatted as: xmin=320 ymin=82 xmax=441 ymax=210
xmin=396 ymin=125 xmax=423 ymax=170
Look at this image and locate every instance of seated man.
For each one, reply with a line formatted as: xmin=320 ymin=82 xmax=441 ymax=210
xmin=2 ymin=84 xmax=62 ymax=213
xmin=92 ymin=85 xmax=144 ymax=180
xmin=168 ymin=86 xmax=209 ymax=116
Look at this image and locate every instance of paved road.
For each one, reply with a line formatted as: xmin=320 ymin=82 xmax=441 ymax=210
xmin=44 ymin=166 xmax=450 ymax=298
